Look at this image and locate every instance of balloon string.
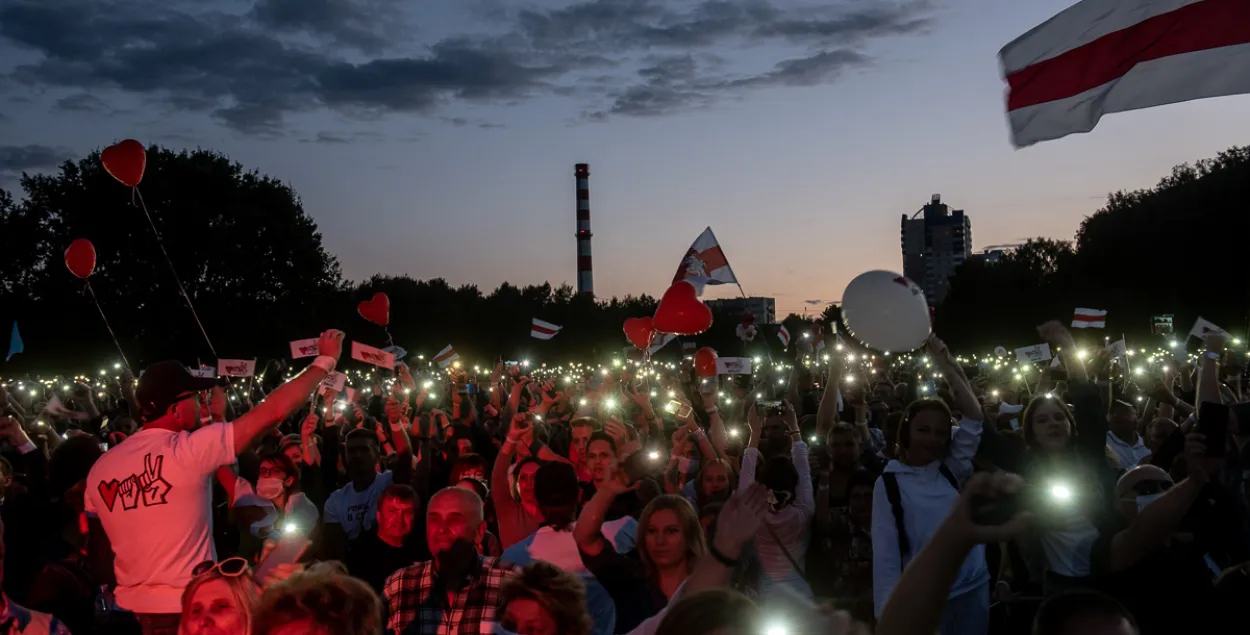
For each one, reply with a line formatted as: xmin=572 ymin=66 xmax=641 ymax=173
xmin=86 ymin=281 xmax=132 ymax=374
xmin=132 ymin=187 xmax=217 ymax=357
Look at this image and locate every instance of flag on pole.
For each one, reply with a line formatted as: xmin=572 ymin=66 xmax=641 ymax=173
xmin=672 ymin=227 xmax=739 ymax=296
xmin=434 ymin=345 xmax=459 ymax=368
xmin=5 ymin=321 xmax=21 ymax=361
xmin=1000 ymin=0 xmax=1250 ymax=147
xmin=777 ymin=325 xmax=791 ymax=348
xmin=1072 ymin=308 xmax=1107 ymax=329
xmin=1188 ymin=317 xmax=1226 ymax=339
xmin=530 ymin=319 xmax=562 ymax=340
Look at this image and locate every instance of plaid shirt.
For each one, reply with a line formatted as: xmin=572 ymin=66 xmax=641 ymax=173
xmin=383 ymin=556 xmax=518 ymax=635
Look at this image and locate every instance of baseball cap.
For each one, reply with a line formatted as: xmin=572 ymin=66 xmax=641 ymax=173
xmin=534 ymin=461 xmax=579 ymax=509
xmin=135 ymin=360 xmax=218 ymax=421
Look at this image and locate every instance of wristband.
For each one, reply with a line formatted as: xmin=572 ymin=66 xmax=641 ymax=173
xmin=310 ymin=355 xmax=337 ymax=374
xmin=705 ymin=406 xmax=719 ymax=415
xmin=708 ymin=541 xmax=741 ymax=567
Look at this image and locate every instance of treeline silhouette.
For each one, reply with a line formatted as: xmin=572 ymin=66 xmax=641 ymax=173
xmin=1 ymin=144 xmax=1247 ymax=373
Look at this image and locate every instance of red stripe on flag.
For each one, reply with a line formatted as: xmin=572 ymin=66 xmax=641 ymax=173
xmin=532 ymin=324 xmax=558 ymax=336
xmin=1006 ymin=0 xmax=1250 ymax=111
xmin=694 ymin=245 xmax=729 ymax=272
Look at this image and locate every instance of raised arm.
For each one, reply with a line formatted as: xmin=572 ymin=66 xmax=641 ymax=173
xmin=230 ymin=330 xmax=344 ymax=454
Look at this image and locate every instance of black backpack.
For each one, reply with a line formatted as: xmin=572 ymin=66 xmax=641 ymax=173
xmin=880 ymin=464 xmax=959 ymax=560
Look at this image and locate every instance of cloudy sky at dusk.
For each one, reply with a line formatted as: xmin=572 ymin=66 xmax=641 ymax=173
xmin=2 ymin=0 xmax=1248 ymax=318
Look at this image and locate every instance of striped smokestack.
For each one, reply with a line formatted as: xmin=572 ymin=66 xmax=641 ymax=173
xmin=574 ymin=163 xmax=593 ymax=297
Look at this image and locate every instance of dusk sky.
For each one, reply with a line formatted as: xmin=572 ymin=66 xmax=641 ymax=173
xmin=2 ymin=0 xmax=1249 ymax=318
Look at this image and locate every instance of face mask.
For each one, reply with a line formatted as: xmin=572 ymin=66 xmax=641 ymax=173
xmin=256 ymin=477 xmax=285 ymax=500
xmin=1136 ymin=493 xmax=1164 ymax=512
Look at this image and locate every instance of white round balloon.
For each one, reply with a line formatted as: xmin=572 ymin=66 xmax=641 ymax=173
xmin=840 ymin=271 xmax=931 ymax=352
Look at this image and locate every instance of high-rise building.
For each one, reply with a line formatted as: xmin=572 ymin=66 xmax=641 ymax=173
xmin=901 ymin=194 xmax=972 ymax=305
xmin=574 ymin=163 xmax=593 ymax=297
xmin=706 ymin=297 xmax=776 ymax=325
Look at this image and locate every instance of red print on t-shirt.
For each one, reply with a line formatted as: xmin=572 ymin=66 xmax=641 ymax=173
xmin=96 ymin=453 xmax=173 ymax=513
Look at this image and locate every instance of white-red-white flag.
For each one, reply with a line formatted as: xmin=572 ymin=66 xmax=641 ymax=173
xmin=1000 ymin=0 xmax=1250 ymax=147
xmin=778 ymin=325 xmax=791 ymax=348
xmin=434 ymin=345 xmax=459 ymax=368
xmin=648 ymin=333 xmax=677 ymax=355
xmin=1072 ymin=308 xmax=1107 ymax=329
xmin=672 ymin=227 xmax=738 ymax=296
xmin=531 ymin=318 xmax=562 ymax=340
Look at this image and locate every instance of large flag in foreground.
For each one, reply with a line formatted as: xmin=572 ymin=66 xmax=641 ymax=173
xmin=672 ymin=227 xmax=738 ymax=296
xmin=1001 ymin=0 xmax=1250 ymax=147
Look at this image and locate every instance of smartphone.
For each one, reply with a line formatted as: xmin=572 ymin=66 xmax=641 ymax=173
xmin=1197 ymin=402 xmax=1230 ymax=459
xmin=664 ymin=399 xmax=683 ymax=414
xmin=756 ymin=400 xmax=783 ymax=414
xmin=972 ymin=482 xmax=1076 ymax=526
xmin=254 ymin=531 xmax=311 ymax=584
xmin=505 ymin=361 xmax=519 ymax=367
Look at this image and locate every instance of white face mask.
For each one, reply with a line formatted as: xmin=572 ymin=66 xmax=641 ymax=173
xmin=256 ymin=477 xmax=285 ymax=500
xmin=1136 ymin=493 xmax=1164 ymax=512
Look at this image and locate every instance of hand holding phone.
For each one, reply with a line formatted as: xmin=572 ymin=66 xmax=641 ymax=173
xmin=254 ymin=528 xmax=310 ymax=584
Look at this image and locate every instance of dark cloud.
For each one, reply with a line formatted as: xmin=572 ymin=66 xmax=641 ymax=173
xmin=301 ymin=131 xmax=386 ymax=144
xmin=0 ymin=144 xmax=70 ymax=177
xmin=55 ymin=92 xmax=110 ymax=112
xmin=803 ymin=299 xmax=823 ymax=305
xmin=0 ymin=0 xmax=934 ymax=132
xmin=250 ymin=0 xmax=402 ymax=53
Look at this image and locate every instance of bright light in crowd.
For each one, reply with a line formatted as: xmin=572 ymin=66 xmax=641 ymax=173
xmin=62 ymin=385 xmax=70 ymax=391
xmin=1168 ymin=340 xmax=1178 ymax=348
xmin=729 ymin=428 xmax=740 ymax=437
xmin=29 ymin=389 xmax=37 ymax=396
xmin=283 ymin=522 xmax=299 ymax=535
xmin=613 ymin=359 xmax=622 ymax=367
xmin=668 ymin=391 xmax=676 ymax=398
xmin=579 ymin=398 xmax=588 ymax=407
xmin=521 ymin=360 xmax=531 ymax=367
xmin=453 ymin=361 xmax=462 ymax=368
xmin=1235 ymin=338 xmax=1243 ymax=346
xmin=1045 ymin=393 xmax=1054 ymax=399
xmin=36 ymin=420 xmax=45 ymax=427
xmin=113 ymin=363 xmax=121 ymax=370
xmin=600 ymin=368 xmax=609 ymax=377
xmin=756 ymin=393 xmax=763 ymax=399
xmin=846 ymin=354 xmax=857 ymax=362
xmin=650 ymin=390 xmax=658 ymax=398
xmin=1076 ymin=349 xmax=1089 ymax=360
xmin=1048 ymin=483 xmax=1073 ymax=503
xmin=423 ymin=381 xmax=433 ymax=389
xmin=920 ymin=385 xmax=929 ymax=393
xmin=99 ymin=370 xmax=106 ymax=375
xmin=564 ymin=376 xmax=572 ymax=383
xmin=845 ymin=376 xmax=855 ymax=383
xmin=1133 ymin=367 xmax=1144 ymax=376
xmin=753 ymin=356 xmax=762 ymax=364
xmin=765 ymin=623 xmax=789 ymax=635
xmin=809 ymin=436 xmax=818 ymax=443
xmin=604 ymin=398 xmax=617 ymax=410
xmin=802 ymin=332 xmax=811 ymax=339
xmin=991 ymin=390 xmax=1000 ymax=397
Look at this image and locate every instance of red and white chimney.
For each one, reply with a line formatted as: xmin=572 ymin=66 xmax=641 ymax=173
xmin=574 ymin=163 xmax=593 ymax=297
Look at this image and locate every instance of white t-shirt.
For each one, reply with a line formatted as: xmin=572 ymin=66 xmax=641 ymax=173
xmin=323 ymin=471 xmax=394 ymax=540
xmin=84 ymin=423 xmax=236 ymax=614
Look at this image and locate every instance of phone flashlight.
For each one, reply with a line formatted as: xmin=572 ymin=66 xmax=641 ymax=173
xmin=282 ymin=522 xmax=299 ymax=535
xmin=664 ymin=400 xmax=682 ymax=414
xmin=647 ymin=450 xmax=660 ymax=461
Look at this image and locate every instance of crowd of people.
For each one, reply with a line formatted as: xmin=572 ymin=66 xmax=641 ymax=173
xmin=1 ymin=321 xmax=1247 ymax=635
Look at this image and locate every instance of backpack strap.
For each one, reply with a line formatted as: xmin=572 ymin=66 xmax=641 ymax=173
xmin=938 ymin=464 xmax=960 ymax=491
xmin=881 ymin=473 xmax=911 ymax=560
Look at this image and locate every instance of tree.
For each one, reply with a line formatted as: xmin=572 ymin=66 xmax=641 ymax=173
xmin=936 ymin=145 xmax=1250 ymax=349
xmin=1 ymin=146 xmax=343 ymax=368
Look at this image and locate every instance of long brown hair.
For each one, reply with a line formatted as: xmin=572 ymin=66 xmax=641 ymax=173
xmin=638 ymin=495 xmax=706 ymax=581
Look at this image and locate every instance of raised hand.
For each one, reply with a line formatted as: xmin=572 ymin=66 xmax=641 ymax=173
xmin=315 ymin=329 xmax=346 ymax=362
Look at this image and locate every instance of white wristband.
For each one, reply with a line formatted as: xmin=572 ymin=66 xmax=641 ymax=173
xmin=310 ymin=355 xmax=337 ymax=374
xmin=705 ymin=407 xmax=719 ymax=415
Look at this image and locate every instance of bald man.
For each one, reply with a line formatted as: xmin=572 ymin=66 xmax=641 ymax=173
xmin=382 ymin=487 xmax=518 ymax=634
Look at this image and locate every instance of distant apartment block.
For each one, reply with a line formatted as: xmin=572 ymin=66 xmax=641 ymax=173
xmin=706 ymin=297 xmax=776 ymax=325
xmin=901 ymin=194 xmax=972 ymax=305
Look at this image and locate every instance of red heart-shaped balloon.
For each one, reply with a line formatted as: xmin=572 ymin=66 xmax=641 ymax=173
xmin=357 ymin=292 xmax=390 ymax=327
xmin=623 ymin=316 xmax=656 ymax=350
xmin=653 ymin=280 xmax=713 ymax=335
xmin=65 ymin=238 xmax=97 ymax=279
xmin=694 ymin=347 xmax=719 ymax=378
xmin=101 ymin=139 xmax=146 ymax=187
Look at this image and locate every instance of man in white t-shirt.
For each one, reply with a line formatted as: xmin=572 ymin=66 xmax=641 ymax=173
xmin=85 ymin=330 xmax=345 ymax=635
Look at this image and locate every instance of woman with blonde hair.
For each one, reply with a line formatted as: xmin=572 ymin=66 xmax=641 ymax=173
xmin=250 ymin=562 xmax=382 ymax=635
xmin=496 ymin=561 xmax=594 ymax=635
xmin=179 ymin=558 xmax=262 ymax=635
xmin=576 ymin=488 xmax=707 ymax=632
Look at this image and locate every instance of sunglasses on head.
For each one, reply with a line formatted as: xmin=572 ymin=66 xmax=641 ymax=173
xmin=192 ymin=557 xmax=249 ymax=578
